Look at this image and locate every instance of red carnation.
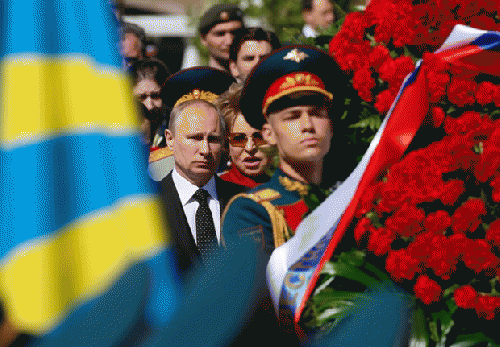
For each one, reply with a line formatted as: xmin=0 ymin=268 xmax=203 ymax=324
xmin=475 ymin=295 xmax=500 ymax=320
xmin=354 ymin=217 xmax=372 ymax=243
xmin=444 ymin=111 xmax=482 ymax=136
xmin=431 ymin=107 xmax=445 ymax=128
xmin=374 ymin=88 xmax=397 ymax=114
xmin=447 ymin=78 xmax=477 ymax=108
xmin=476 ymin=82 xmax=498 ymax=106
xmin=369 ymin=45 xmax=390 ymax=71
xmin=424 ymin=210 xmax=451 ymax=235
xmin=353 ymin=67 xmax=375 ymax=102
xmin=486 ymin=219 xmax=500 ymax=247
xmin=428 ymin=71 xmax=450 ymax=103
xmin=414 ymin=275 xmax=441 ymax=305
xmin=367 ymin=226 xmax=394 ymax=256
xmin=462 ymin=240 xmax=499 ymax=275
xmin=475 ymin=146 xmax=500 ymax=182
xmin=426 ymin=234 xmax=458 ymax=279
xmin=451 ymin=198 xmax=486 ymax=234
xmin=385 ymin=203 xmax=424 ymax=238
xmin=385 ymin=248 xmax=420 ymax=281
xmin=439 ymin=180 xmax=465 ymax=206
xmin=454 ymin=285 xmax=477 ymax=309
xmin=491 ymin=175 xmax=500 ymax=202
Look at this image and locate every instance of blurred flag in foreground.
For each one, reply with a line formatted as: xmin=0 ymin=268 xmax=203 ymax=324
xmin=267 ymin=24 xmax=500 ymax=345
xmin=0 ymin=1 xmax=178 ymax=345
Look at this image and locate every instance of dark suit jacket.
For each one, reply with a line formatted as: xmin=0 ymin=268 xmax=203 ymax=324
xmin=158 ymin=172 xmax=245 ymax=280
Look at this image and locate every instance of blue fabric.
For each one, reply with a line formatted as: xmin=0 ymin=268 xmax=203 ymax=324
xmin=0 ymin=0 xmax=121 ymax=68
xmin=0 ymin=133 xmax=152 ymax=258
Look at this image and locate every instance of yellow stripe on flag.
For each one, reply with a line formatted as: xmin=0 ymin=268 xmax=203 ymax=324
xmin=0 ymin=195 xmax=167 ymax=334
xmin=0 ymin=55 xmax=139 ymax=147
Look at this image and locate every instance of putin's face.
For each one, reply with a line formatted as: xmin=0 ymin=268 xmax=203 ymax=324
xmin=166 ymin=102 xmax=224 ymax=187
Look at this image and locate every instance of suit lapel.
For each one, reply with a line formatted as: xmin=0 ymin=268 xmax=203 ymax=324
xmin=160 ymin=174 xmax=201 ymax=265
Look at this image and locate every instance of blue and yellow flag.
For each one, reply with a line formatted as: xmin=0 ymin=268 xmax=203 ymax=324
xmin=0 ymin=0 xmax=177 ymax=343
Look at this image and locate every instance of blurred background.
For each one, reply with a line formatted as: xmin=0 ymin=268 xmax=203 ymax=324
xmin=116 ymin=0 xmax=370 ymax=72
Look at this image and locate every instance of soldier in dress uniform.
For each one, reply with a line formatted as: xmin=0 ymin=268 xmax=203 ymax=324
xmin=222 ymin=45 xmax=346 ymax=257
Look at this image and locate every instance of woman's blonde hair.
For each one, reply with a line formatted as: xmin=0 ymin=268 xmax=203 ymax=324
xmin=215 ymin=81 xmax=244 ymax=133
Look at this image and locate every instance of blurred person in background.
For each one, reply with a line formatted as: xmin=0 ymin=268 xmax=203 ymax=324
xmin=199 ymin=4 xmax=244 ymax=72
xmin=301 ymin=0 xmax=335 ymax=38
xmin=217 ymin=82 xmax=272 ymax=188
xmin=130 ymin=58 xmax=171 ymax=151
xmin=119 ymin=22 xmax=145 ymax=71
xmin=229 ymin=27 xmax=281 ymax=82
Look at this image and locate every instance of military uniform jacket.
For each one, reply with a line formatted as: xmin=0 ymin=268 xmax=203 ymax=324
xmin=222 ymin=168 xmax=311 ymax=256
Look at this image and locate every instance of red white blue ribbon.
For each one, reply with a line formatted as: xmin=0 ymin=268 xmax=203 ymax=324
xmin=266 ymin=24 xmax=500 ymax=331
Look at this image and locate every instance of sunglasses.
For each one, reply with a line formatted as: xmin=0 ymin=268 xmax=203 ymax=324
xmin=229 ymin=132 xmax=267 ymax=148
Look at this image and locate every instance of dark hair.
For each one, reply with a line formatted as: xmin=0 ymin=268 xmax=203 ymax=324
xmin=302 ymin=0 xmax=333 ymax=12
xmin=120 ymin=22 xmax=146 ymax=44
xmin=301 ymin=0 xmax=313 ymax=11
xmin=130 ymin=58 xmax=171 ymax=88
xmin=229 ymin=27 xmax=281 ymax=62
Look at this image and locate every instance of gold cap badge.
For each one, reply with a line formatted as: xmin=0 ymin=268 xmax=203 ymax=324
xmin=220 ymin=11 xmax=229 ymax=21
xmin=283 ymin=49 xmax=309 ymax=63
xmin=174 ymin=89 xmax=219 ymax=107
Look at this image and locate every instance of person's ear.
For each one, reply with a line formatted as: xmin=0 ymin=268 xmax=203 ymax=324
xmin=302 ymin=10 xmax=313 ymax=24
xmin=200 ymin=34 xmax=208 ymax=48
xmin=229 ymin=60 xmax=239 ymax=80
xmin=262 ymin=122 xmax=276 ymax=146
xmin=165 ymin=129 xmax=174 ymax=149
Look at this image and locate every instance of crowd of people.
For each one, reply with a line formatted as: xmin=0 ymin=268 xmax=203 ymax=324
xmin=116 ymin=1 xmax=347 ymax=344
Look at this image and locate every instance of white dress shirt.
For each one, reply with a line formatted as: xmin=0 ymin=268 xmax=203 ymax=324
xmin=302 ymin=24 xmax=318 ymax=38
xmin=171 ymin=168 xmax=221 ymax=245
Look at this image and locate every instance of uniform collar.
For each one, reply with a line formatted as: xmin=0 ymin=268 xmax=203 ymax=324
xmin=272 ymin=167 xmax=309 ymax=196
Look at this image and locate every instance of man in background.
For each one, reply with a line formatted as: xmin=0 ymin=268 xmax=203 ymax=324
xmin=301 ymin=0 xmax=335 ymax=38
xmin=199 ymin=4 xmax=244 ymax=72
xmin=119 ymin=22 xmax=145 ymax=71
xmin=229 ymin=27 xmax=281 ymax=82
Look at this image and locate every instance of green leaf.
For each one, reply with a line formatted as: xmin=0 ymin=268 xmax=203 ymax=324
xmin=429 ymin=320 xmax=439 ymax=342
xmin=409 ymin=305 xmax=429 ymax=347
xmin=326 ymin=262 xmax=380 ymax=288
xmin=451 ymin=332 xmax=500 ymax=347
xmin=443 ymin=284 xmax=460 ymax=298
xmin=429 ymin=321 xmax=439 ymax=342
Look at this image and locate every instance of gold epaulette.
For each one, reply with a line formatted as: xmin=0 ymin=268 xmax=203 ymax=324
xmin=149 ymin=147 xmax=173 ymax=163
xmin=279 ymin=176 xmax=309 ymax=196
xmin=222 ymin=188 xmax=291 ymax=248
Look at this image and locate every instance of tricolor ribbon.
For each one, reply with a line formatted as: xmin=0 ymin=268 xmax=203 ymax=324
xmin=266 ymin=24 xmax=500 ymax=335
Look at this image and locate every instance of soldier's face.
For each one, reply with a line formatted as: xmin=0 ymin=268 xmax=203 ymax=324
xmin=229 ymin=113 xmax=270 ymax=177
xmin=166 ymin=102 xmax=223 ymax=187
xmin=303 ymin=0 xmax=335 ymax=30
xmin=201 ymin=21 xmax=242 ymax=61
xmin=263 ymin=104 xmax=332 ymax=165
xmin=229 ymin=40 xmax=273 ymax=80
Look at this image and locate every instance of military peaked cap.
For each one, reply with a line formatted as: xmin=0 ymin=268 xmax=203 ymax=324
xmin=199 ymin=4 xmax=244 ymax=37
xmin=163 ymin=67 xmax=236 ymax=108
xmin=240 ymin=45 xmax=346 ymax=129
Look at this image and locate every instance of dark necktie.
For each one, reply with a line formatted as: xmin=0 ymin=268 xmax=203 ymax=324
xmin=192 ymin=188 xmax=218 ymax=262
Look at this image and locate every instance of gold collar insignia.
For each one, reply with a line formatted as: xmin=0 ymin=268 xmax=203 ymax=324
xmin=279 ymin=176 xmax=309 ymax=196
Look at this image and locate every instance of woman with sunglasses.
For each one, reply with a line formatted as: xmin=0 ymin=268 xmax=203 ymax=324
xmin=216 ymin=82 xmax=272 ymax=188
